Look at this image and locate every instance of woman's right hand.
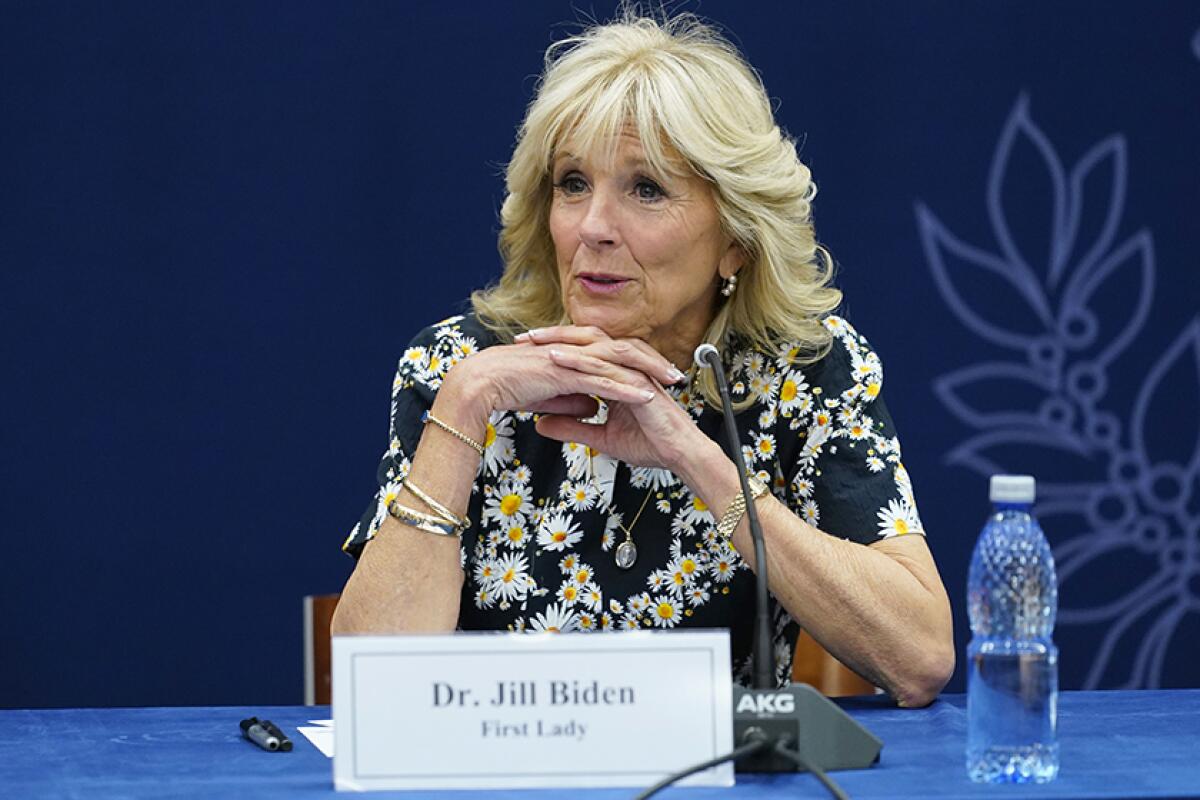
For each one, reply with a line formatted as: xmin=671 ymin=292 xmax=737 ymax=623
xmin=433 ymin=325 xmax=679 ymax=432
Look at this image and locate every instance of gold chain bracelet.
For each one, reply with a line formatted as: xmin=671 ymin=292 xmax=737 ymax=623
xmin=423 ymin=412 xmax=485 ymax=457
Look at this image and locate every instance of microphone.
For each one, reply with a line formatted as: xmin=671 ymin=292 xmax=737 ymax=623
xmin=693 ymin=342 xmax=773 ymax=690
xmin=693 ymin=343 xmax=881 ymax=778
xmin=692 ymin=342 xmax=719 ymax=365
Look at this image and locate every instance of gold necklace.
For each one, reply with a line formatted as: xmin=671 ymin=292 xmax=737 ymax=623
xmin=588 ymin=453 xmax=656 ymax=570
xmin=609 ymin=370 xmax=695 ymax=568
xmin=611 ymin=485 xmax=655 ymax=569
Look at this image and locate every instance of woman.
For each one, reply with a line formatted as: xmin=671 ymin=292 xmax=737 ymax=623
xmin=332 ymin=13 xmax=954 ymax=707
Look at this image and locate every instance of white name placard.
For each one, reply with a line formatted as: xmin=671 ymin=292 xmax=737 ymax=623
xmin=331 ymin=630 xmax=733 ymax=791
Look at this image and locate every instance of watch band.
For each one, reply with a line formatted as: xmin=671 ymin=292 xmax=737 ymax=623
xmin=716 ymin=476 xmax=768 ymax=539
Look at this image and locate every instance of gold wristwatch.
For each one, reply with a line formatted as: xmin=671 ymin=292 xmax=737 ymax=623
xmin=716 ymin=476 xmax=769 ymax=538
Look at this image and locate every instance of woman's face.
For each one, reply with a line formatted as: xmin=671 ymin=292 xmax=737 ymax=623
xmin=548 ymin=132 xmax=742 ymax=365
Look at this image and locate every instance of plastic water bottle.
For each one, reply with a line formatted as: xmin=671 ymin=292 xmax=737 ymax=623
xmin=966 ymin=475 xmax=1059 ymax=783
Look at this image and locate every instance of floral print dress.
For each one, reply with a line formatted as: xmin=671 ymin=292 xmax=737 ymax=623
xmin=344 ymin=311 xmax=924 ymax=687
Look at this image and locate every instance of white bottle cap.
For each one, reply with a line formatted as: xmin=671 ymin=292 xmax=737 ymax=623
xmin=989 ymin=474 xmax=1036 ymax=503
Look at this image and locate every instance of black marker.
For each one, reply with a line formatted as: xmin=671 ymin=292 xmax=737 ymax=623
xmin=260 ymin=719 xmax=293 ymax=751
xmin=240 ymin=717 xmax=292 ymax=752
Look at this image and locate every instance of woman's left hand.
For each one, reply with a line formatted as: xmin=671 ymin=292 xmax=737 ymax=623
xmin=517 ymin=327 xmax=710 ymax=472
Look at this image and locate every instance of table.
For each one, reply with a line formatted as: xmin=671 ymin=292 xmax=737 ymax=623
xmin=1 ymin=691 xmax=1197 ymax=798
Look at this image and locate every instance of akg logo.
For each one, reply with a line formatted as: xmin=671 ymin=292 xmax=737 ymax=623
xmin=736 ymin=692 xmax=795 ymax=714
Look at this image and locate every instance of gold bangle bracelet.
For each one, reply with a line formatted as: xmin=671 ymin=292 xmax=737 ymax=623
xmin=423 ymin=412 xmax=485 ymax=457
xmin=404 ymin=478 xmax=470 ymax=530
xmin=387 ymin=499 xmax=461 ymax=538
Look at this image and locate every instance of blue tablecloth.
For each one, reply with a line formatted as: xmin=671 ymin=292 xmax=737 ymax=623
xmin=1 ymin=691 xmax=1197 ymax=799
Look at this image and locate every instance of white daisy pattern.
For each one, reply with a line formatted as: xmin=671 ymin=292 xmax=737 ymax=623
xmin=492 ymin=552 xmax=531 ymax=604
xmin=529 ymin=602 xmax=579 ymax=633
xmin=536 ymin=510 xmax=584 ymax=552
xmin=480 ymin=411 xmax=516 ymax=476
xmin=344 ymin=313 xmax=927 ymax=687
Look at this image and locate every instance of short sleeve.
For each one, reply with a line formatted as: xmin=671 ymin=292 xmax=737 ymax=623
xmin=777 ymin=316 xmax=925 ymax=546
xmin=341 ymin=314 xmax=485 ymax=558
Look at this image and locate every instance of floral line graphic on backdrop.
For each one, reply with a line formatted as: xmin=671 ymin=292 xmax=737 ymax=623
xmin=915 ymin=94 xmax=1200 ymax=689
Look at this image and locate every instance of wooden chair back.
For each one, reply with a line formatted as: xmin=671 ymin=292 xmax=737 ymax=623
xmin=303 ymin=594 xmax=340 ymax=706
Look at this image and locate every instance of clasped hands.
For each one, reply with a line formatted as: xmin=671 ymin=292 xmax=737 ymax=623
xmin=441 ymin=325 xmax=706 ymax=473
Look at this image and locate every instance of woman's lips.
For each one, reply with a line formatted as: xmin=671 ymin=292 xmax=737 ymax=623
xmin=577 ymin=273 xmax=631 ymax=295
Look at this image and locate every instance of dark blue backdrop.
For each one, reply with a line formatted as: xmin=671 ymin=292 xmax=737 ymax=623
xmin=3 ymin=1 xmax=1197 ymax=708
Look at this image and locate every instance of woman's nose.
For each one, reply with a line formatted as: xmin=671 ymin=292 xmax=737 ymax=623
xmin=578 ymin=189 xmax=620 ymax=250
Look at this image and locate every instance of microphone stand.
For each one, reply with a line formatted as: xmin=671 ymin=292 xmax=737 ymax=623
xmin=701 ymin=343 xmax=775 ymax=692
xmin=635 ymin=344 xmax=881 ymax=800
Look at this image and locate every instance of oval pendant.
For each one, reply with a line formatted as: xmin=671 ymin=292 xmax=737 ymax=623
xmin=614 ymin=540 xmax=638 ymax=570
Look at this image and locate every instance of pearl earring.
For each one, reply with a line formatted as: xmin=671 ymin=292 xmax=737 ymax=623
xmin=721 ymin=274 xmax=738 ymax=297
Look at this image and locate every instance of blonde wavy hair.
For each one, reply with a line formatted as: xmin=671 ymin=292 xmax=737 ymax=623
xmin=471 ymin=11 xmax=842 ymax=407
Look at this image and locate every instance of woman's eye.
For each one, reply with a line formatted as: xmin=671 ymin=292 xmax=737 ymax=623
xmin=555 ymin=174 xmax=588 ymax=194
xmin=634 ymin=179 xmax=666 ymax=201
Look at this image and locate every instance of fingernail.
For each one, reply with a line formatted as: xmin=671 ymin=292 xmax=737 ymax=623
xmin=641 ymin=389 xmax=656 ymax=401
xmin=548 ymin=349 xmax=562 ymax=358
xmin=516 ymin=328 xmax=542 ymax=342
xmin=668 ymin=367 xmax=686 ymax=383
